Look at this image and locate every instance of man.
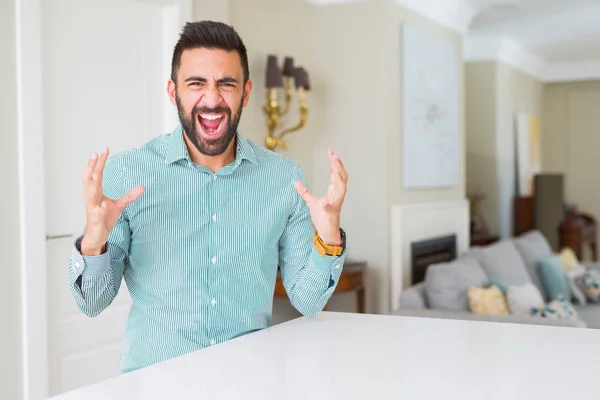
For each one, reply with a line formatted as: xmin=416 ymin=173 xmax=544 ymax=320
xmin=68 ymin=20 xmax=348 ymax=374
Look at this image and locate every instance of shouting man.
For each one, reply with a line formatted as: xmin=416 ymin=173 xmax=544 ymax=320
xmin=68 ymin=20 xmax=348 ymax=374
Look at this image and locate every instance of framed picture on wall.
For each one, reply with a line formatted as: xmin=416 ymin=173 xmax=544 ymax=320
xmin=401 ymin=23 xmax=460 ymax=189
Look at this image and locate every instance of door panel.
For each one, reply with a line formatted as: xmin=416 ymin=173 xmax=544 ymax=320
xmin=42 ymin=0 xmax=187 ymax=395
xmin=61 ymin=343 xmax=123 ymax=394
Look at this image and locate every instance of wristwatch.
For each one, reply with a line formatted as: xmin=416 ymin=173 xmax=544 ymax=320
xmin=313 ymin=228 xmax=346 ymax=257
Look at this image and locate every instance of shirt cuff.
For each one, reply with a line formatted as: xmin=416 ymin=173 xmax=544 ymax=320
xmin=311 ymin=246 xmax=346 ymax=274
xmin=72 ymin=236 xmax=111 ymax=277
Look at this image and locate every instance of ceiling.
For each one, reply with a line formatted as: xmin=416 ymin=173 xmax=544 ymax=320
xmin=301 ymin=0 xmax=600 ymax=81
xmin=468 ymin=0 xmax=600 ymax=62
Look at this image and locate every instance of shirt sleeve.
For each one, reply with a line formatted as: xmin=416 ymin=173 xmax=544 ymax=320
xmin=68 ymin=155 xmax=132 ymax=317
xmin=277 ymin=164 xmax=346 ymax=318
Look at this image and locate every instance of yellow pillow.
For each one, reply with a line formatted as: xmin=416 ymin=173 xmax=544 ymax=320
xmin=468 ymin=285 xmax=509 ymax=315
xmin=558 ymin=247 xmax=579 ymax=271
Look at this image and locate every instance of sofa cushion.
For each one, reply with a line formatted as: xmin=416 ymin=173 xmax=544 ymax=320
xmin=505 ymin=282 xmax=545 ymax=316
xmin=558 ymin=247 xmax=580 ymax=271
xmin=581 ymin=269 xmax=600 ymax=303
xmin=399 ymin=282 xmax=427 ymax=310
xmin=539 ymin=255 xmax=572 ymax=301
xmin=532 ymin=299 xmax=579 ymax=322
xmin=465 ymin=241 xmax=532 ymax=288
xmin=467 ymin=285 xmax=509 ymax=315
xmin=424 ymin=257 xmax=488 ymax=312
xmin=574 ymin=303 xmax=600 ymax=328
xmin=567 ymin=265 xmax=587 ymax=306
xmin=512 ymin=230 xmax=553 ymax=300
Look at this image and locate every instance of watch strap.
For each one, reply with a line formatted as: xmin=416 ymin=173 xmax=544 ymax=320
xmin=313 ymin=230 xmax=345 ymax=257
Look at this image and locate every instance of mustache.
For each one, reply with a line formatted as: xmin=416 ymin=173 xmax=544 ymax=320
xmin=194 ymin=106 xmax=231 ymax=115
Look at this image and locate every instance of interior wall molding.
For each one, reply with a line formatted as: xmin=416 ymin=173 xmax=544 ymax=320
xmin=540 ymin=60 xmax=600 ymax=83
xmin=464 ymin=36 xmax=545 ymax=78
xmin=300 ymin=0 xmax=479 ymax=33
xmin=393 ymin=0 xmax=478 ymax=33
xmin=464 ymin=35 xmax=600 ymax=83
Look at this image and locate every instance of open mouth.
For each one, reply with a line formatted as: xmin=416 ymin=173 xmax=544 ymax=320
xmin=197 ymin=113 xmax=227 ymax=137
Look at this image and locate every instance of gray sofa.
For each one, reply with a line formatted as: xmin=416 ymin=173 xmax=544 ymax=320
xmin=392 ymin=230 xmax=600 ymax=329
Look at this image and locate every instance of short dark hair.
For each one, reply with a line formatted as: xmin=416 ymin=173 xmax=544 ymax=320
xmin=171 ymin=20 xmax=249 ymax=85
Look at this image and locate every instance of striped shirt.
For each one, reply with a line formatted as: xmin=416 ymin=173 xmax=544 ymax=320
xmin=68 ymin=125 xmax=346 ymax=374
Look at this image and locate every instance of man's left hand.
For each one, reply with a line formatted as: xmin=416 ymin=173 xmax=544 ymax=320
xmin=294 ymin=148 xmax=348 ymax=245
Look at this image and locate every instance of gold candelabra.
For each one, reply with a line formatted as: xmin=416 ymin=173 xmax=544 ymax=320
xmin=263 ymin=55 xmax=310 ymax=151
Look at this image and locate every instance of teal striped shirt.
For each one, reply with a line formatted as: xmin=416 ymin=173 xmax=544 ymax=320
xmin=68 ymin=125 xmax=346 ymax=374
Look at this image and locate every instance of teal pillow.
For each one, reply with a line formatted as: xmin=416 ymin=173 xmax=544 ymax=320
xmin=489 ymin=279 xmax=508 ymax=294
xmin=539 ymin=255 xmax=571 ymax=302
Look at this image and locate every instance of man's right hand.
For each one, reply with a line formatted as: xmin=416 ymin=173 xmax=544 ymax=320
xmin=80 ymin=148 xmax=144 ymax=256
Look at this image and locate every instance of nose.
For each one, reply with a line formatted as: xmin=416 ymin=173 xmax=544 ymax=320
xmin=200 ymin=85 xmax=223 ymax=109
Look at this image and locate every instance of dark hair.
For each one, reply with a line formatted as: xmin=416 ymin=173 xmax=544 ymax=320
xmin=171 ymin=21 xmax=249 ymax=85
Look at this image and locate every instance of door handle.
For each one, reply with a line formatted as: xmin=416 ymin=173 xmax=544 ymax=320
xmin=46 ymin=234 xmax=74 ymax=240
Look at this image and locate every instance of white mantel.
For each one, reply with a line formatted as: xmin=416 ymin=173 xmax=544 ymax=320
xmin=390 ymin=199 xmax=470 ymax=311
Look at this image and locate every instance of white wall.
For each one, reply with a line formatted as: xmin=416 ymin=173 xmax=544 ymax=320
xmin=465 ymin=61 xmax=543 ymax=239
xmin=224 ymin=0 xmax=467 ymax=315
xmin=0 ymin=0 xmax=24 ymax=399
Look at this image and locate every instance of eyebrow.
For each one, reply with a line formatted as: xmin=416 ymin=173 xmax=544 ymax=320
xmin=184 ymin=76 xmax=239 ymax=84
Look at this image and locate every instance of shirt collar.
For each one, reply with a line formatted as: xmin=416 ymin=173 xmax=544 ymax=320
xmin=165 ymin=125 xmax=258 ymax=166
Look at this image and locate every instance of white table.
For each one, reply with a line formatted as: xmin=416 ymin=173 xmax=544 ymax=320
xmin=49 ymin=311 xmax=600 ymax=400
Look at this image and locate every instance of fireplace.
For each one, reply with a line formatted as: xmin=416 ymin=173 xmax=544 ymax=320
xmin=410 ymin=234 xmax=457 ymax=285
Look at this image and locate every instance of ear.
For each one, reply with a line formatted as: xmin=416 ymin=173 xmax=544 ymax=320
xmin=167 ymin=79 xmax=177 ymax=106
xmin=242 ymin=79 xmax=252 ymax=108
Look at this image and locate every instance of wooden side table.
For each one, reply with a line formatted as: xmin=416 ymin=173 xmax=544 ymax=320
xmin=275 ymin=261 xmax=366 ymax=313
xmin=470 ymin=233 xmax=499 ymax=247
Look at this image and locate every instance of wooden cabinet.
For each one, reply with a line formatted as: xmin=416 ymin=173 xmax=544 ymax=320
xmin=275 ymin=261 xmax=366 ymax=313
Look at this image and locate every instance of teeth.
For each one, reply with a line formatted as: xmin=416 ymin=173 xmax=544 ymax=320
xmin=199 ymin=114 xmax=223 ymax=120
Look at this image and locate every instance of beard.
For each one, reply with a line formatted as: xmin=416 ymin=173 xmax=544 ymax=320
xmin=175 ymin=92 xmax=244 ymax=157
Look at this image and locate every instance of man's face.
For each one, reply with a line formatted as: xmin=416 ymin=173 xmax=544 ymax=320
xmin=168 ymin=48 xmax=252 ymax=156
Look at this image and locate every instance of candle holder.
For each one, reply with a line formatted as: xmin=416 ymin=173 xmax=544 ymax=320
xmin=263 ymin=55 xmax=310 ymax=151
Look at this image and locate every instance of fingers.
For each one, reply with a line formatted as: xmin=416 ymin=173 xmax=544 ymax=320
xmin=114 ymin=185 xmax=145 ymax=211
xmin=328 ymin=148 xmax=348 ymax=184
xmin=92 ymin=147 xmax=109 ymax=182
xmin=83 ymin=152 xmax=102 ymax=208
xmin=82 ymin=152 xmax=99 ymax=182
xmin=330 ymin=170 xmax=346 ymax=193
xmin=327 ymin=170 xmax=347 ymax=205
xmin=82 ymin=148 xmax=111 ymax=209
xmin=294 ymin=180 xmax=316 ymax=206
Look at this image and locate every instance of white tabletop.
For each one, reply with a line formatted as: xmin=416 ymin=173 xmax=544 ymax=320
xmin=49 ymin=311 xmax=599 ymax=400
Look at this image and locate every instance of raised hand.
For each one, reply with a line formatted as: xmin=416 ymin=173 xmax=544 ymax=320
xmin=294 ymin=148 xmax=348 ymax=245
xmin=80 ymin=148 xmax=144 ymax=255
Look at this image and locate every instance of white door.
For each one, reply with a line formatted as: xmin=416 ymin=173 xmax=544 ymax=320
xmin=42 ymin=0 xmax=190 ymax=395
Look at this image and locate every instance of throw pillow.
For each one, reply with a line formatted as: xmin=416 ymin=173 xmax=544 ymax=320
xmin=558 ymin=247 xmax=580 ymax=272
xmin=505 ymin=283 xmax=545 ymax=316
xmin=468 ymin=285 xmax=509 ymax=315
xmin=489 ymin=278 xmax=508 ymax=294
xmin=581 ymin=269 xmax=600 ymax=302
xmin=567 ymin=265 xmax=587 ymax=305
xmin=539 ymin=255 xmax=572 ymax=302
xmin=531 ymin=299 xmax=579 ymax=321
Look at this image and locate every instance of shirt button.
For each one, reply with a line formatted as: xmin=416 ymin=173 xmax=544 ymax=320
xmin=213 ymin=175 xmax=217 ymax=180
xmin=334 ymin=263 xmax=341 ymax=269
xmin=212 ymin=214 xmax=216 ymax=222
xmin=210 ymin=339 xmax=216 ymax=345
xmin=211 ymin=256 xmax=216 ymax=264
xmin=211 ymin=298 xmax=216 ymax=306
